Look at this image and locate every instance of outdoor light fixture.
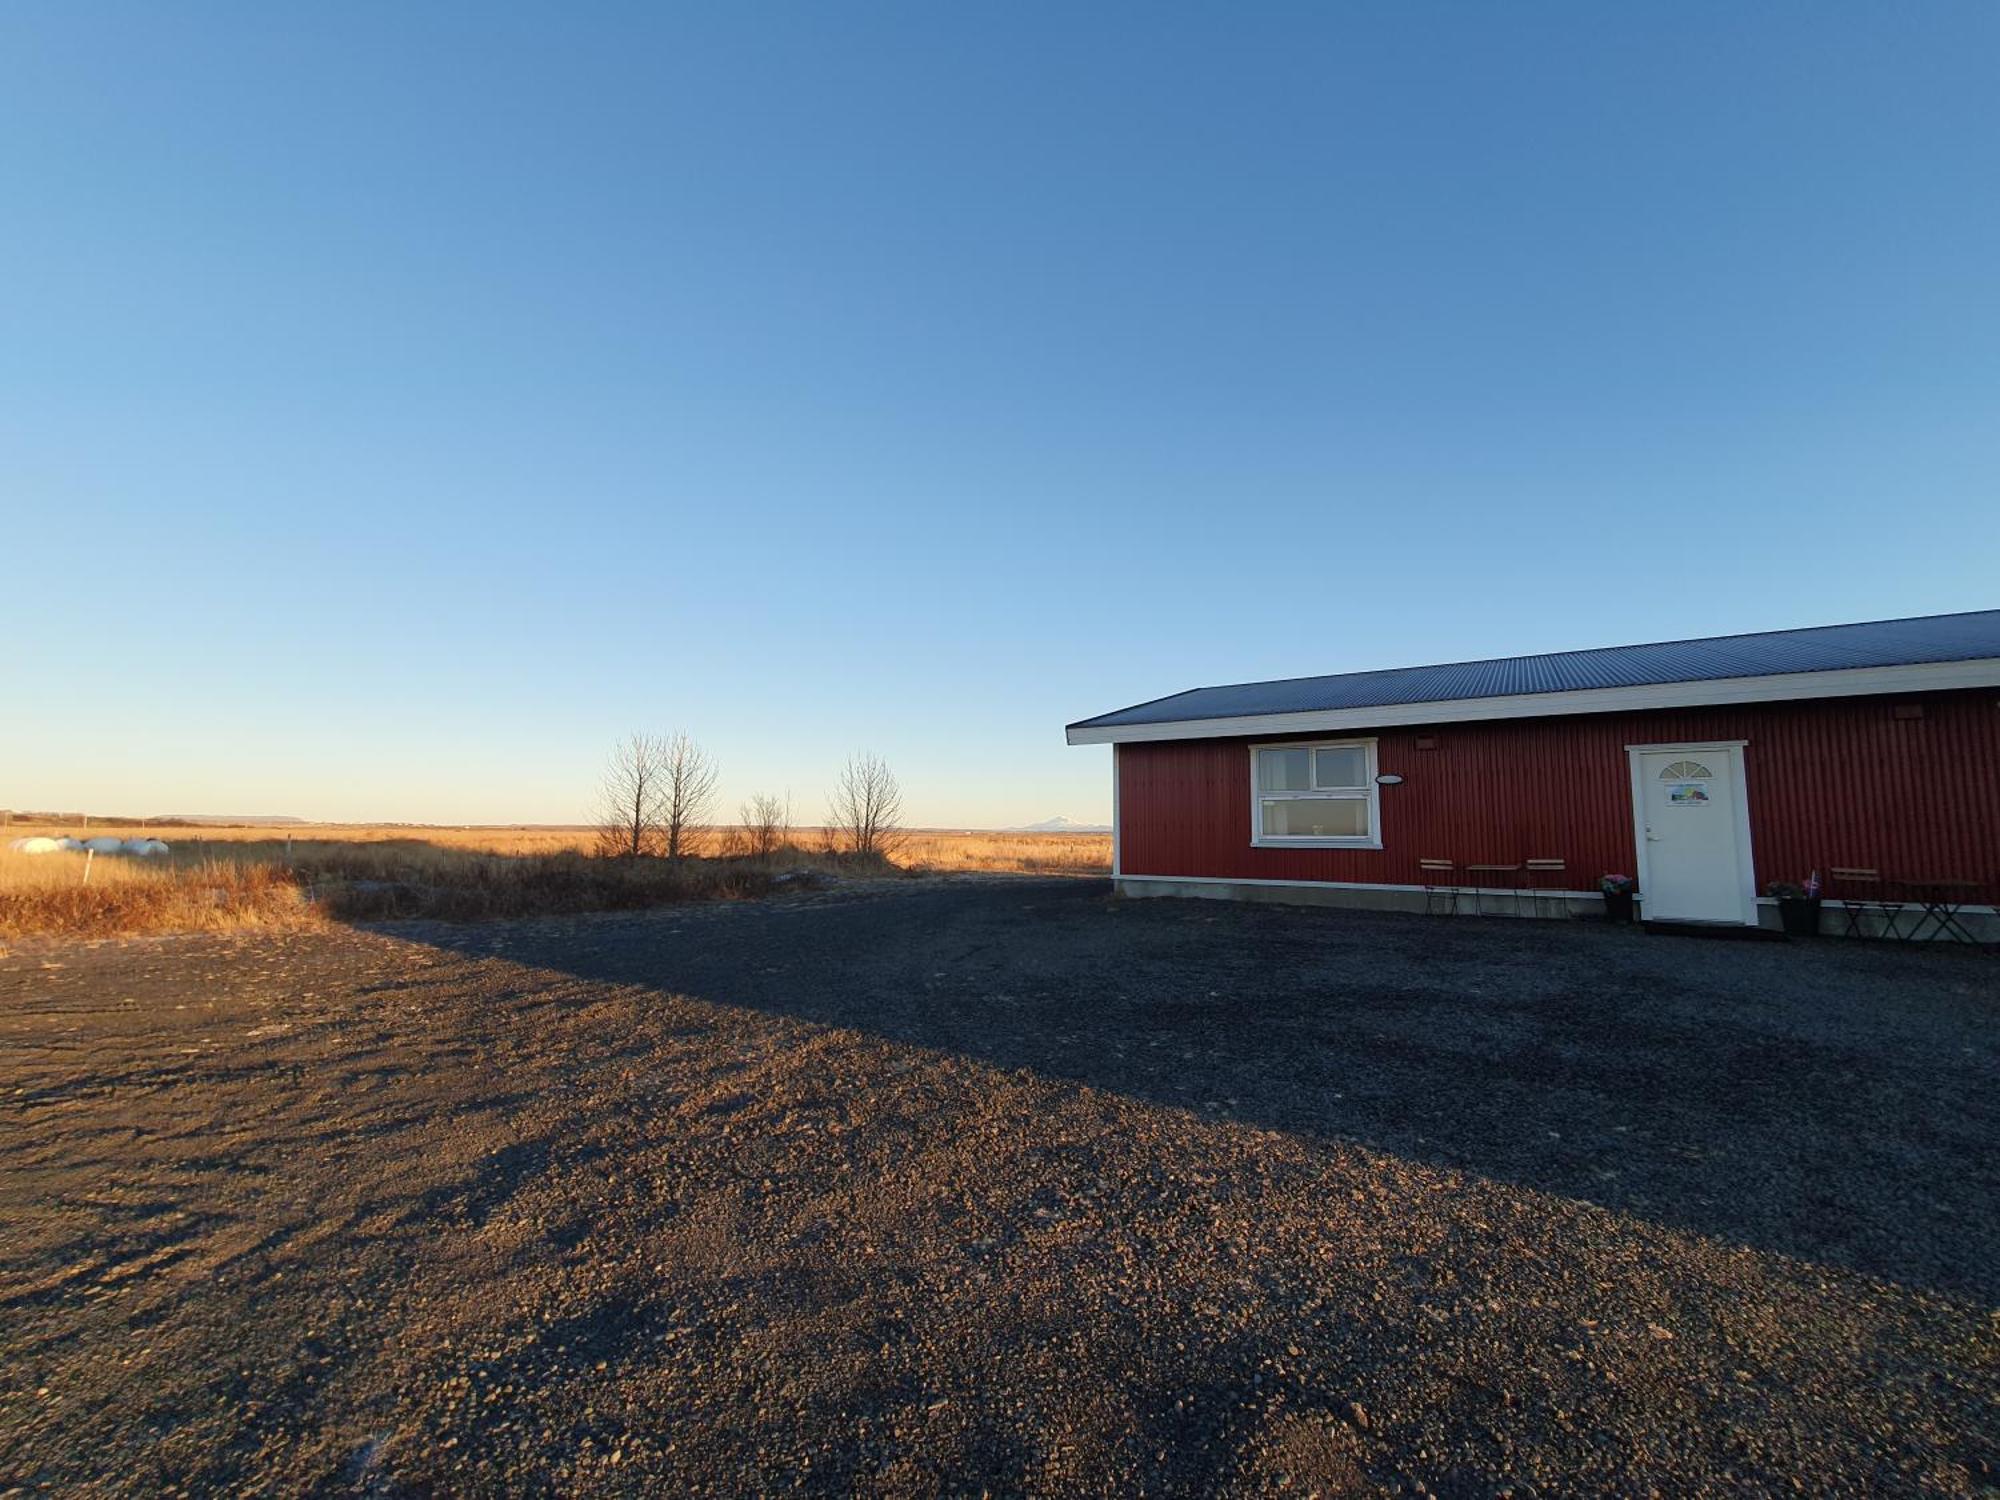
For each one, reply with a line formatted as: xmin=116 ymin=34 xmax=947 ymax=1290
xmin=1375 ymin=774 xmax=1404 ymax=785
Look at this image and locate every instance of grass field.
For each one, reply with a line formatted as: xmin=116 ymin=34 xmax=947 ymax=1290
xmin=0 ymin=822 xmax=1111 ymax=939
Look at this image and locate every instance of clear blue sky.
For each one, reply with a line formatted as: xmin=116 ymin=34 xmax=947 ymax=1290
xmin=3 ymin=4 xmax=1995 ymax=826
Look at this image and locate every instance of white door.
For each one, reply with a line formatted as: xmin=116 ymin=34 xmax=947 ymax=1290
xmin=1634 ymin=748 xmax=1753 ymax=924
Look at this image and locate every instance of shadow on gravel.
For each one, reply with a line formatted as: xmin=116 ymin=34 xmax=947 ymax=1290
xmin=382 ymin=878 xmax=2000 ymax=1302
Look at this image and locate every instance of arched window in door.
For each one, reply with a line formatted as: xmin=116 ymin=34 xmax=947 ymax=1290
xmin=1657 ymin=759 xmax=1713 ymax=782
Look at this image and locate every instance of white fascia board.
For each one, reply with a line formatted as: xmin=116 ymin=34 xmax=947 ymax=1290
xmin=1064 ymin=659 xmax=2000 ymax=746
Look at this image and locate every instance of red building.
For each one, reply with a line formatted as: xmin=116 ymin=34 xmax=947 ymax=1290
xmin=1067 ymin=611 xmax=2000 ymax=937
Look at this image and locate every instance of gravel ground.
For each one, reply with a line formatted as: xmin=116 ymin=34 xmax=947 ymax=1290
xmin=1 ymin=878 xmax=1994 ymax=1496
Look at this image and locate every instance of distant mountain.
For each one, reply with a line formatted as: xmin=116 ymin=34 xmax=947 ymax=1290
xmin=1014 ymin=816 xmax=1112 ymax=833
xmin=154 ymin=814 xmax=308 ymax=826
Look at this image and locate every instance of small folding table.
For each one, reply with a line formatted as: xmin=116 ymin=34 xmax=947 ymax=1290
xmin=1899 ymin=878 xmax=1986 ymax=946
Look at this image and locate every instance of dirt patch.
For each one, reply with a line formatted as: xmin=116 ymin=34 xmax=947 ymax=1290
xmin=1 ymin=882 xmax=1994 ymax=1494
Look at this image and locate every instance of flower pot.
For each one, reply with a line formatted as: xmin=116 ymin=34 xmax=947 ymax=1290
xmin=1603 ymin=889 xmax=1635 ymax=924
xmin=1777 ymin=895 xmax=1822 ymax=937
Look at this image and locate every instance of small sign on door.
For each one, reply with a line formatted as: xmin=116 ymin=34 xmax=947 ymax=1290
xmin=1666 ymin=782 xmax=1711 ymax=806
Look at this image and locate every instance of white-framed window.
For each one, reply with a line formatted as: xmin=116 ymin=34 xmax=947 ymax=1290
xmin=1250 ymin=738 xmax=1381 ymax=848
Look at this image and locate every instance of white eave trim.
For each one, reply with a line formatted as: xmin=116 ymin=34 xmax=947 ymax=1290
xmin=1065 ymin=659 xmax=2000 ymax=745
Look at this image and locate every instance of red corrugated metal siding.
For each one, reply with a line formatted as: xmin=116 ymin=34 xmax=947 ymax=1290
xmin=1118 ymin=689 xmax=2000 ymax=889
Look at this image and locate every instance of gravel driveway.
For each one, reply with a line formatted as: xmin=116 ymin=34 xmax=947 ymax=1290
xmin=2 ymin=879 xmax=1994 ymax=1495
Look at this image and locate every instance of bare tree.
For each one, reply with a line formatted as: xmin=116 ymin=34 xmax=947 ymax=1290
xmin=596 ymin=734 xmax=667 ymax=858
xmin=738 ymin=792 xmax=790 ymax=859
xmin=828 ymin=752 xmax=903 ymax=858
xmin=660 ymin=731 xmax=720 ymax=860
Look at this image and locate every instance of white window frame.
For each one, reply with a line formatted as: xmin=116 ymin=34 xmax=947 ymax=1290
xmin=1249 ymin=738 xmax=1382 ymax=849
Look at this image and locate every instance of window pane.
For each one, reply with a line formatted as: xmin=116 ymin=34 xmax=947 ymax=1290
xmin=1314 ymin=746 xmax=1368 ymax=788
xmin=1256 ymin=748 xmax=1312 ymax=792
xmin=1261 ymin=797 xmax=1370 ymax=839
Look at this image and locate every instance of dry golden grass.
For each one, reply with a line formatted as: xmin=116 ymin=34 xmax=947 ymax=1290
xmin=0 ymin=823 xmax=1110 ymax=939
xmin=0 ymin=840 xmax=807 ymax=939
xmin=3 ymin=822 xmax=1110 ymax=868
xmin=891 ymin=830 xmax=1111 ymax=875
xmin=4 ymin=822 xmax=601 ymax=856
xmin=0 ymin=852 xmax=315 ymax=941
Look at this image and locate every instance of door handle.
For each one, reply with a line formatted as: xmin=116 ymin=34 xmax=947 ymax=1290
xmin=1644 ymin=829 xmax=1662 ymax=842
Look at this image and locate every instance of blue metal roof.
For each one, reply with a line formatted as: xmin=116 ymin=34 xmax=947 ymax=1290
xmin=1071 ymin=609 xmax=2000 ymax=730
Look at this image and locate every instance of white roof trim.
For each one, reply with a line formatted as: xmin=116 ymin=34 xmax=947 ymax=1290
xmin=1065 ymin=658 xmax=2000 ymax=745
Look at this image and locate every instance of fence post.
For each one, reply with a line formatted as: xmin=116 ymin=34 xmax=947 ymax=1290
xmin=82 ymin=849 xmax=94 ymax=885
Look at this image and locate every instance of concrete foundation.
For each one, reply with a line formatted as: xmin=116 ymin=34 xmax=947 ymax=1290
xmin=1112 ymin=875 xmax=2000 ymax=942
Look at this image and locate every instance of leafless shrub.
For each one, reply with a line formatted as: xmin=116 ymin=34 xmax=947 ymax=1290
xmin=828 ymin=753 xmax=902 ymax=858
xmin=660 ymin=732 xmax=719 ymax=861
xmin=739 ymin=793 xmax=790 ymax=859
xmin=596 ymin=734 xmax=668 ymax=858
